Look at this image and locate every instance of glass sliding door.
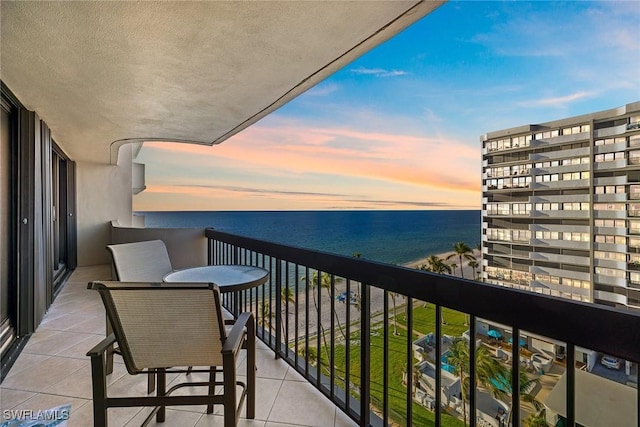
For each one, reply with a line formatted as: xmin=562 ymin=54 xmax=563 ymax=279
xmin=51 ymin=145 xmax=71 ymax=292
xmin=0 ymin=98 xmax=16 ymax=357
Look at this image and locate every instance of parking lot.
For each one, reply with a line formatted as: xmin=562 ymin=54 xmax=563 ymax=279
xmin=590 ymin=354 xmax=632 ymax=385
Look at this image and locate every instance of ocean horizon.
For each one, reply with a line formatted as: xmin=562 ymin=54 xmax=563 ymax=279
xmin=137 ymin=210 xmax=481 ymax=266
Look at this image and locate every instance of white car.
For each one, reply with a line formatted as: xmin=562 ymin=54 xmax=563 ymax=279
xmin=600 ymin=355 xmax=621 ymax=369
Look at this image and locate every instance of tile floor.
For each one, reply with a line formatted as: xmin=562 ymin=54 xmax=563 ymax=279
xmin=0 ymin=266 xmax=358 ymax=427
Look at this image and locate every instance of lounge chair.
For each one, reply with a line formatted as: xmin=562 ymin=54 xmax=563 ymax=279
xmin=87 ymin=281 xmax=255 ymax=427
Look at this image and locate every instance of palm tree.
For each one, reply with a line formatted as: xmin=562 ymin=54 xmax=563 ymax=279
xmin=280 ymin=286 xmax=295 ymax=340
xmin=523 ymin=411 xmax=548 ymax=427
xmin=389 ymin=292 xmax=400 ymax=335
xmin=495 ymin=367 xmax=542 ymax=426
xmin=423 ymin=255 xmax=452 ymax=275
xmin=446 ymin=242 xmax=476 ymax=279
xmin=468 ymin=260 xmax=480 ymax=280
xmin=257 ymin=300 xmax=276 ymax=333
xmin=446 ymin=338 xmax=508 ymax=427
xmin=412 ymin=364 xmax=423 ymax=399
xmin=450 ymin=263 xmax=458 ymax=276
xmin=419 ymin=257 xmax=450 ymax=324
xmin=281 ymin=286 xmax=295 ymax=310
xmin=313 ymin=271 xmax=348 ymax=341
xmin=301 ymin=271 xmax=331 ymax=362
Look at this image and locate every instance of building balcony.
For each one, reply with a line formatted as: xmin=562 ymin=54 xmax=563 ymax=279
xmin=528 ymin=252 xmax=589 ymax=267
xmin=594 ymin=123 xmax=629 ymax=139
xmin=593 ymin=193 xmax=627 ymax=203
xmin=530 ymin=180 xmax=589 ymax=191
xmin=2 ymin=229 xmax=639 ymax=427
xmin=594 ymin=159 xmax=628 ymax=170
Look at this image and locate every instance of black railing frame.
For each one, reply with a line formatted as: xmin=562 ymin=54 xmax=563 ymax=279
xmin=206 ymin=228 xmax=640 ymax=427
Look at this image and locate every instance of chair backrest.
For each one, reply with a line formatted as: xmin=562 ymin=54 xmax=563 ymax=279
xmin=107 ymin=240 xmax=173 ymax=282
xmin=90 ymin=281 xmax=226 ymax=373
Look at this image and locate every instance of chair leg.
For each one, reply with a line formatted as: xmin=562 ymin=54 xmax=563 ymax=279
xmin=246 ymin=325 xmax=256 ymax=419
xmin=156 ymin=368 xmax=166 ymax=422
xmin=206 ymin=367 xmax=216 ymax=414
xmin=147 ymin=369 xmax=155 ymax=394
xmin=90 ymin=350 xmax=108 ymax=427
xmin=223 ymin=357 xmax=237 ymax=427
xmin=105 ymin=319 xmax=114 ymax=376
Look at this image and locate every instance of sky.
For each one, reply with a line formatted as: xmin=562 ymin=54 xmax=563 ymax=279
xmin=134 ymin=1 xmax=640 ymax=212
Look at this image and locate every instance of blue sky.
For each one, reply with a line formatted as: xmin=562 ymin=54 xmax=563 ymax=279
xmin=135 ymin=1 xmax=640 ymax=211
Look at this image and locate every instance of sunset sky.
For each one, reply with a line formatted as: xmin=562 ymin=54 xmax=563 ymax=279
xmin=134 ymin=1 xmax=640 ymax=212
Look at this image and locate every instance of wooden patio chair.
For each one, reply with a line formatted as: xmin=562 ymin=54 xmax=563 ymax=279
xmin=87 ymin=281 xmax=255 ymax=427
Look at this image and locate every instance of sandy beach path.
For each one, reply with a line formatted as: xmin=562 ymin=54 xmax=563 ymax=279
xmin=267 ymin=249 xmax=482 ymax=343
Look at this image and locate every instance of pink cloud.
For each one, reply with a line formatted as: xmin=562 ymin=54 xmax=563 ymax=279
xmin=143 ymin=123 xmax=480 ymax=193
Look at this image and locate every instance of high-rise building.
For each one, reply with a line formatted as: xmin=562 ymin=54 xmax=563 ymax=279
xmin=481 ymin=101 xmax=640 ymax=310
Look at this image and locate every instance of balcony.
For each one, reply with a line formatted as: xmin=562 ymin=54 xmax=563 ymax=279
xmin=0 ymin=265 xmax=357 ymax=427
xmin=2 ymin=229 xmax=639 ymax=427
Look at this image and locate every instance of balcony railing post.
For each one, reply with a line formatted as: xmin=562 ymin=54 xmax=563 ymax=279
xmin=275 ymin=258 xmax=282 ymax=359
xmin=566 ymin=343 xmax=575 ymax=427
xmin=435 ymin=304 xmax=441 ymax=427
xmin=511 ymin=328 xmax=520 ymax=427
xmin=330 ymin=274 xmax=335 ymax=399
xmin=382 ymin=290 xmax=389 ymax=427
xmin=469 ymin=315 xmax=476 ymax=427
xmin=406 ymin=296 xmax=413 ymax=425
xmin=360 ymin=283 xmax=371 ymax=427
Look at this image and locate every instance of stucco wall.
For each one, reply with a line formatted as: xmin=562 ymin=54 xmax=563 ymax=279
xmin=76 ymin=145 xmax=133 ymax=266
xmin=110 ymin=223 xmax=206 ymax=270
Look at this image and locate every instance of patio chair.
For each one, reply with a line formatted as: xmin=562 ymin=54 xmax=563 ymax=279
xmin=105 ymin=240 xmax=174 ymax=392
xmin=87 ymin=281 xmax=256 ymax=427
xmin=105 ymin=240 xmax=237 ymax=393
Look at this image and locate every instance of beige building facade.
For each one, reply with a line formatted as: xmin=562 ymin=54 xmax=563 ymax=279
xmin=481 ymin=102 xmax=640 ymax=310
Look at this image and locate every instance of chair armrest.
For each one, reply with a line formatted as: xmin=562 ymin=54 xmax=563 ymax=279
xmin=87 ymin=334 xmax=117 ymax=357
xmin=222 ymin=312 xmax=253 ymax=355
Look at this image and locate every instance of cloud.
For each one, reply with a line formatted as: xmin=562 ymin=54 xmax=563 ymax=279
xmin=142 ymin=121 xmax=480 ymax=193
xmin=142 ymin=183 xmax=458 ymax=210
xmin=305 ymin=82 xmax=340 ymax=97
xmin=170 ymin=184 xmax=349 ymax=199
xmin=522 ymin=91 xmax=593 ymax=108
xmin=350 ymin=67 xmax=408 ymax=77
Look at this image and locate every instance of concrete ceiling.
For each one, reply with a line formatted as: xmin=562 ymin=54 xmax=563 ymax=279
xmin=1 ymin=1 xmax=443 ymax=164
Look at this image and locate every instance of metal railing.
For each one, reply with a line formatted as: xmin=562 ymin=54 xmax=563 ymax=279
xmin=206 ymin=228 xmax=640 ymax=427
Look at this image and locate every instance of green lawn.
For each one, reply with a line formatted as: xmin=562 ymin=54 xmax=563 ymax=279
xmin=322 ymin=314 xmax=466 ymax=427
xmin=325 ymin=326 xmax=464 ymax=427
xmin=392 ymin=302 xmax=469 ymax=338
xmin=292 ymin=300 xmax=471 ymax=426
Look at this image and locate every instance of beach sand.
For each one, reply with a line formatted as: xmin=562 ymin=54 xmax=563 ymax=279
xmin=270 ymin=249 xmax=483 ymax=343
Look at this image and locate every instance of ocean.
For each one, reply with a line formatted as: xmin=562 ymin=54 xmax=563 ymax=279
xmin=137 ymin=210 xmax=481 ymax=265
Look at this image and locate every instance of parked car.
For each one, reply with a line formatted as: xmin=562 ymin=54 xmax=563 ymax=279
xmin=601 ymin=355 xmax=621 ymax=369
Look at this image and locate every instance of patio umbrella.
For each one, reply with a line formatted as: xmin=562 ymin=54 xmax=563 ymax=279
xmin=487 ymin=329 xmax=502 ymax=339
xmin=508 ymin=337 xmax=526 ymax=347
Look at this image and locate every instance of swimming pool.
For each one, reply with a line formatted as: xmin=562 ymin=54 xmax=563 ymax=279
xmin=440 ymin=352 xmax=457 ymax=374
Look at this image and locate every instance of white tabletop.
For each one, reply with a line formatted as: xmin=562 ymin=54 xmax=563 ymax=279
xmin=163 ymin=265 xmax=269 ymax=293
